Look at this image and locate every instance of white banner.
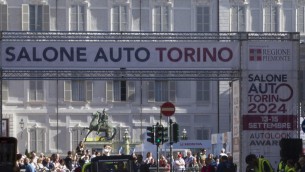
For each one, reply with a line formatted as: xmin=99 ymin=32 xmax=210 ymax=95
xmin=1 ymin=42 xmax=240 ymax=69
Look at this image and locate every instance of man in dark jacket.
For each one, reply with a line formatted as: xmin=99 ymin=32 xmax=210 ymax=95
xmin=64 ymin=151 xmax=73 ymax=171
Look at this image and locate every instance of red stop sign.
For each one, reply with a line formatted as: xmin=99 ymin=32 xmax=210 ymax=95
xmin=161 ymin=102 xmax=175 ymax=117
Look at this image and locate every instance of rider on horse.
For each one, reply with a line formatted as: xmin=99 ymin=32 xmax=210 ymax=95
xmin=97 ymin=109 xmax=108 ymax=133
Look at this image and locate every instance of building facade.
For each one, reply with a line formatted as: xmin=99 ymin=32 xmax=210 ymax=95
xmin=0 ymin=0 xmax=304 ymax=163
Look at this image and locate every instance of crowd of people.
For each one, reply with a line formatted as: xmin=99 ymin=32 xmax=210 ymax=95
xmin=15 ymin=141 xmax=113 ymax=172
xmin=14 ymin=144 xmax=236 ymax=172
xmin=132 ymin=148 xmax=236 ymax=172
xmin=13 ymin=142 xmax=305 ymax=172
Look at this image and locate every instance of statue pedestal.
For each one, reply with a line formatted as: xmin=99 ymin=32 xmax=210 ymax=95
xmin=83 ymin=141 xmax=112 ymax=153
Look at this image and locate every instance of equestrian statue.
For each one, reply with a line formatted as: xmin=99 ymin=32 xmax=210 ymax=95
xmin=83 ymin=109 xmax=117 ymax=141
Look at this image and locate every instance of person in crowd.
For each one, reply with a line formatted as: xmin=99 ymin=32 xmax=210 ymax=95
xmin=297 ymin=156 xmax=305 ymax=172
xmin=277 ymin=158 xmax=288 ymax=172
xmin=185 ymin=150 xmax=195 ymax=171
xmin=74 ymin=158 xmax=85 ymax=172
xmin=24 ymin=157 xmax=36 ymax=172
xmin=159 ymin=154 xmax=170 ymax=172
xmin=36 ymin=158 xmax=46 ymax=172
xmin=16 ymin=153 xmax=25 ymax=170
xmin=30 ymin=151 xmax=39 ymax=166
xmin=144 ymin=152 xmax=155 ymax=165
xmin=76 ymin=141 xmax=85 ymax=156
xmin=216 ymin=155 xmax=235 ymax=172
xmin=102 ymin=145 xmax=112 ymax=156
xmin=192 ymin=155 xmax=200 ymax=171
xmin=201 ymin=157 xmax=216 ymax=172
xmin=64 ymin=150 xmax=73 ymax=171
xmin=174 ymin=153 xmax=186 ymax=172
xmin=219 ymin=148 xmax=228 ymax=158
xmin=43 ymin=157 xmax=54 ymax=171
xmin=245 ymin=154 xmax=273 ymax=172
xmin=198 ymin=148 xmax=208 ymax=168
xmin=56 ymin=158 xmax=69 ymax=172
xmin=285 ymin=159 xmax=296 ymax=172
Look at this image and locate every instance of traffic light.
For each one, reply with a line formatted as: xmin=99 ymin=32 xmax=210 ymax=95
xmin=162 ymin=126 xmax=169 ymax=144
xmin=155 ymin=125 xmax=163 ymax=145
xmin=172 ymin=123 xmax=179 ymax=143
xmin=146 ymin=126 xmax=155 ymax=144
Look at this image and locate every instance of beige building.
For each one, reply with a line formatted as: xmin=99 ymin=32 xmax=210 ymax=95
xmin=0 ymin=0 xmax=304 ymax=165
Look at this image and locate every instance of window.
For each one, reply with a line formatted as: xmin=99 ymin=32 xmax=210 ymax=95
xmin=22 ymin=4 xmax=49 ymax=31
xmin=196 ymin=81 xmax=210 ymax=102
xmin=64 ymin=80 xmax=92 ymax=102
xmin=264 ymin=5 xmax=278 ymax=32
xmin=30 ymin=128 xmax=45 ymax=153
xmin=297 ymin=6 xmax=305 ymax=33
xmin=112 ymin=5 xmax=128 ymax=31
xmin=196 ymin=128 xmax=210 ymax=140
xmin=2 ymin=81 xmax=8 ymax=101
xmin=231 ymin=5 xmax=246 ymax=31
xmin=106 ymin=81 xmax=135 ymax=102
xmin=148 ymin=81 xmax=176 ymax=102
xmin=0 ymin=4 xmax=7 ymax=31
xmin=196 ymin=6 xmax=210 ymax=32
xmin=70 ymin=4 xmax=86 ymax=31
xmin=153 ymin=6 xmax=170 ymax=31
xmin=71 ymin=128 xmax=85 ymax=150
xmin=29 ymin=80 xmax=44 ymax=101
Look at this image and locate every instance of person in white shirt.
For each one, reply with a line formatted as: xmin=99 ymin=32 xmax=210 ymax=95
xmin=174 ymin=154 xmax=185 ymax=172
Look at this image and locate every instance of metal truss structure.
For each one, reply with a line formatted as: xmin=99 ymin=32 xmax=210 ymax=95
xmin=0 ymin=31 xmax=300 ymax=81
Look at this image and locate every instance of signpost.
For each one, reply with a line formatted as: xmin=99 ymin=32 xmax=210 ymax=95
xmin=161 ymin=102 xmax=175 ymax=117
xmin=160 ymin=102 xmax=175 ymax=172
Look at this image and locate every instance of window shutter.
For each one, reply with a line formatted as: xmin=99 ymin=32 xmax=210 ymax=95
xmin=86 ymin=81 xmax=93 ymax=102
xmin=22 ymin=4 xmax=29 ymax=31
xmin=37 ymin=129 xmax=45 ymax=153
xmin=250 ymin=9 xmax=259 ymax=31
xmin=106 ymin=81 xmax=113 ymax=102
xmin=148 ymin=81 xmax=155 ymax=102
xmin=64 ymin=81 xmax=72 ymax=101
xmin=298 ymin=7 xmax=305 ymax=33
xmin=231 ymin=7 xmax=238 ymax=31
xmin=0 ymin=4 xmax=8 ymax=31
xmin=37 ymin=81 xmax=44 ymax=101
xmin=169 ymin=81 xmax=176 ymax=102
xmin=30 ymin=129 xmax=36 ymax=152
xmin=2 ymin=81 xmax=8 ymax=101
xmin=43 ymin=5 xmax=50 ymax=31
xmin=128 ymin=81 xmax=135 ymax=101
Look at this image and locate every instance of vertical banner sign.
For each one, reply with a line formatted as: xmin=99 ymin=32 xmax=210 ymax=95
xmin=240 ymin=42 xmax=299 ymax=171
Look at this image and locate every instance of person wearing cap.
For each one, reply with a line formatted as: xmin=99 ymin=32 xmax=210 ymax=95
xmin=174 ymin=153 xmax=185 ymax=172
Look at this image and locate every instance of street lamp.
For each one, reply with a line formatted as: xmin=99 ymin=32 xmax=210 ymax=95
xmin=181 ymin=128 xmax=187 ymax=140
xmin=19 ymin=119 xmax=24 ymax=138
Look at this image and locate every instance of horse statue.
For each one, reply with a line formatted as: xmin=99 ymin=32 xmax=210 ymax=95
xmin=83 ymin=109 xmax=117 ymax=141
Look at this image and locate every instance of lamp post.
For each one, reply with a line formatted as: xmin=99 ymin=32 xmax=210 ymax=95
xmin=123 ymin=129 xmax=130 ymax=155
xmin=19 ymin=119 xmax=24 ymax=138
xmin=181 ymin=128 xmax=188 ymax=140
